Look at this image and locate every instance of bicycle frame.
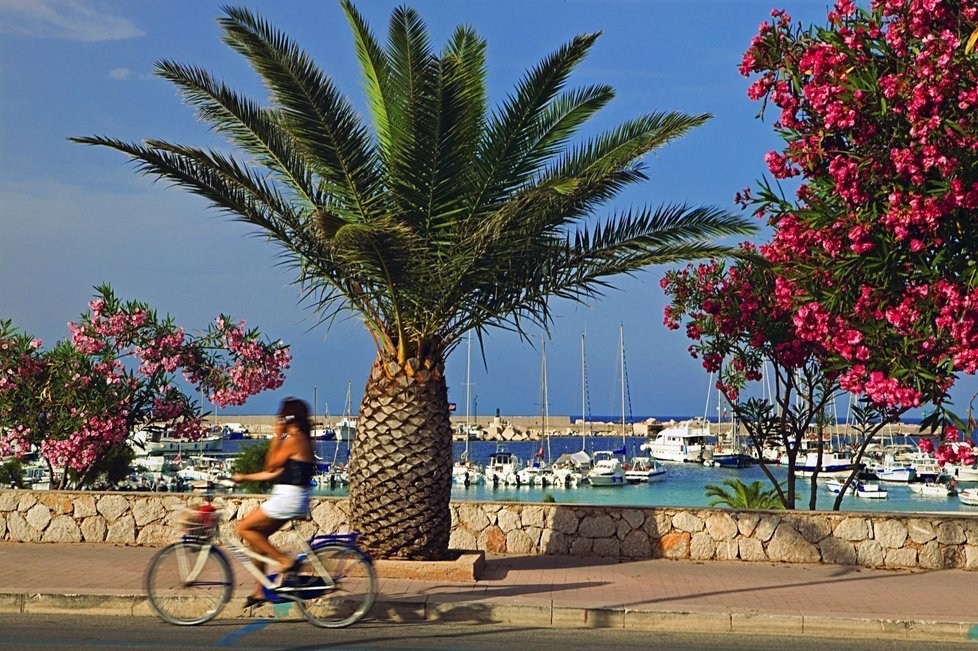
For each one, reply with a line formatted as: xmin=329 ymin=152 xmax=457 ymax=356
xmin=178 ymin=526 xmax=363 ymax=602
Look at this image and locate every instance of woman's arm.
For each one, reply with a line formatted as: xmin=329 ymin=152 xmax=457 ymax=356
xmin=232 ymin=465 xmax=285 ymax=484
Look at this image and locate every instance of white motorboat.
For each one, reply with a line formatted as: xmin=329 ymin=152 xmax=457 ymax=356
xmin=944 ymin=464 xmax=978 ymax=482
xmin=855 ymin=483 xmax=888 ymax=499
xmin=958 ymin=488 xmax=978 ymax=506
xmin=909 ymin=481 xmax=958 ymax=497
xmin=516 ymin=463 xmax=553 ymax=486
xmin=793 ymin=451 xmax=858 ymax=478
xmin=624 ymin=456 xmax=666 ymax=483
xmin=874 ymin=466 xmax=916 ymax=482
xmin=551 ymin=451 xmax=591 ymax=488
xmin=641 ymin=419 xmax=710 ymax=463
xmin=452 ymin=461 xmax=484 ymax=485
xmin=485 ymin=447 xmax=520 ymax=486
xmin=825 ymin=479 xmax=856 ymax=495
xmin=587 ymin=451 xmax=626 ymax=486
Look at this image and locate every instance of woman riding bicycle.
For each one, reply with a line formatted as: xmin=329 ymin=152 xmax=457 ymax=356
xmin=232 ymin=397 xmax=316 ymax=606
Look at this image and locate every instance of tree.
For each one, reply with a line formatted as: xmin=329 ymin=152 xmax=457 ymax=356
xmin=739 ymin=1 xmax=978 ymax=449
xmin=231 ymin=439 xmax=273 ymax=494
xmin=72 ymin=4 xmax=754 ymax=558
xmin=0 ymin=285 xmax=289 ymax=488
xmin=704 ymin=478 xmax=786 ymax=510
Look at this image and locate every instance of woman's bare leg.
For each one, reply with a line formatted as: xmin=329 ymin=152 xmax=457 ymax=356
xmin=236 ymin=509 xmax=290 ymax=596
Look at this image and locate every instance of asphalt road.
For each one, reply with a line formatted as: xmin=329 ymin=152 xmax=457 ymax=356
xmin=1 ymin=615 xmax=976 ymax=651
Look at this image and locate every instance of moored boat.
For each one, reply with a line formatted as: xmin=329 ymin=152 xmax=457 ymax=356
xmin=958 ymin=487 xmax=978 ymax=505
xmin=624 ymin=456 xmax=666 ymax=483
xmin=587 ymin=451 xmax=626 ymax=486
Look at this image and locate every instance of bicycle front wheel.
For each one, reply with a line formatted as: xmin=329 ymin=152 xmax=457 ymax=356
xmin=144 ymin=541 xmax=233 ymax=625
xmin=295 ymin=545 xmax=376 ymax=628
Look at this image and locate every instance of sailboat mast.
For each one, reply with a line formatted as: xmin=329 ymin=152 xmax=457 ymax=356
xmin=581 ymin=334 xmax=587 ymax=451
xmin=620 ymin=323 xmax=626 ymax=447
xmin=465 ymin=331 xmax=472 ymax=459
xmin=542 ymin=340 xmax=551 ymax=462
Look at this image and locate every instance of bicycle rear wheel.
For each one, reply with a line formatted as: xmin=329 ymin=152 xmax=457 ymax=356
xmin=294 ymin=544 xmax=376 ymax=628
xmin=144 ymin=541 xmax=233 ymax=625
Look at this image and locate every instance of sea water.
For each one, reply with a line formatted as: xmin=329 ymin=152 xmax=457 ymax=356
xmin=271 ymin=437 xmax=978 ymax=514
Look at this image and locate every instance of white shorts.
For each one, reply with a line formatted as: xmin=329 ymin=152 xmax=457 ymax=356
xmin=260 ymin=484 xmax=310 ymax=520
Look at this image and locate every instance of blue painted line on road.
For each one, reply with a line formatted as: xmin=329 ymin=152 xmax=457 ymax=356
xmin=217 ymin=619 xmax=273 ymax=647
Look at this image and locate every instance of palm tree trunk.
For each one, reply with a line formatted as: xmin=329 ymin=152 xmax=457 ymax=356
xmin=348 ymin=355 xmax=453 ymax=559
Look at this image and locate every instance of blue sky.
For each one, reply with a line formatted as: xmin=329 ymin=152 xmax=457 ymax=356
xmin=3 ymin=0 xmax=975 ymax=421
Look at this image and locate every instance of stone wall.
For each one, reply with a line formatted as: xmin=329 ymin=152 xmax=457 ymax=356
xmin=2 ymin=489 xmax=977 ymax=571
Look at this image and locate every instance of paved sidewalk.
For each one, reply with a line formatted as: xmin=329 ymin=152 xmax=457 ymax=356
xmin=0 ymin=542 xmax=975 ymax=642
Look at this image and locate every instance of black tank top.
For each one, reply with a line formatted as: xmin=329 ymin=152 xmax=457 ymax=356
xmin=277 ymin=459 xmax=315 ymax=486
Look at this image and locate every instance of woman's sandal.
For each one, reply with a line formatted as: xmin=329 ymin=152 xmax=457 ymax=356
xmin=244 ymin=595 xmax=266 ymax=608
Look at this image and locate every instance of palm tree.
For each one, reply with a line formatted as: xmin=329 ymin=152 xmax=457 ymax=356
xmin=704 ymin=479 xmax=786 ymax=510
xmin=72 ymin=3 xmax=755 ymax=559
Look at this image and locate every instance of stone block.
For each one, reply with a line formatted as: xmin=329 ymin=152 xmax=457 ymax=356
xmin=658 ymin=532 xmax=690 ymax=559
xmin=538 ymin=528 xmax=570 ymax=555
xmin=505 ymin=529 xmax=534 ymax=554
xmin=715 ymin=540 xmax=739 ymax=560
xmin=620 ymin=530 xmax=651 ymax=558
xmin=550 ymin=508 xmax=580 ymax=535
xmin=80 ymin=516 xmax=107 ymax=542
xmin=6 ymin=512 xmax=39 ymax=542
xmin=592 ymin=538 xmax=620 ymax=558
xmin=25 ymin=503 xmax=51 ymax=532
xmin=625 ymin=610 xmax=730 ymax=633
xmin=690 ymin=532 xmax=715 ymax=560
xmin=106 ymin=514 xmax=136 ymax=544
xmin=884 ymin=547 xmax=917 ymax=568
xmin=0 ymin=513 xmax=6 ymax=539
xmin=855 ymin=539 xmax=884 ymax=567
xmin=819 ymin=537 xmax=856 ymax=565
xmin=480 ymin=526 xmax=506 ymax=553
xmin=737 ymin=513 xmax=760 ymax=537
xmin=918 ymin=541 xmax=944 ymax=569
xmin=73 ymin=495 xmax=97 ymax=518
xmin=672 ymin=511 xmax=704 ymax=533
xmin=579 ymin=513 xmax=615 ymax=538
xmin=520 ymin=505 xmax=545 ymax=529
xmin=132 ymin=498 xmax=166 ymax=527
xmin=569 ymin=536 xmax=593 ymax=557
xmin=754 ymin=515 xmax=781 ymax=542
xmin=783 ymin=514 xmax=832 ymax=544
xmin=766 ymin=523 xmax=819 ymax=563
xmin=97 ymin=495 xmax=129 ymax=522
xmin=136 ymin=523 xmax=173 ymax=546
xmin=705 ymin=512 xmax=738 ymax=541
xmin=875 ymin=519 xmax=908 ymax=548
xmin=311 ymin=501 xmax=346 ymax=532
xmin=644 ymin=512 xmax=672 ymax=537
xmin=834 ymin=517 xmax=871 ymax=541
xmin=37 ymin=493 xmax=74 ymax=515
xmin=621 ymin=509 xmax=645 ymax=530
xmin=497 ymin=508 xmax=521 ymax=533
xmin=458 ymin=503 xmax=489 ymax=533
xmin=731 ymin=612 xmax=803 ymax=635
xmin=936 ymin=521 xmax=966 ymax=545
xmin=41 ymin=515 xmax=81 ymax=543
xmin=17 ymin=493 xmax=37 ymax=511
xmin=739 ymin=538 xmax=766 ymax=561
xmin=449 ymin=526 xmax=478 ymax=551
xmin=0 ymin=490 xmax=19 ymax=511
xmin=907 ymin=518 xmax=936 ymax=544
xmin=965 ymin=545 xmax=978 ymax=570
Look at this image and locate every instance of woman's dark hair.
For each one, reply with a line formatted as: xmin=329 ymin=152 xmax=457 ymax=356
xmin=278 ymin=397 xmax=311 ymax=435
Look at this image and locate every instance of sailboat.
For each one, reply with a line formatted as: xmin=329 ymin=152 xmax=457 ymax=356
xmin=518 ymin=339 xmax=555 ymax=487
xmin=587 ymin=325 xmax=627 ymax=487
xmin=453 ymin=332 xmax=484 ymax=486
xmin=552 ymin=334 xmax=591 ymax=487
xmin=704 ymin=371 xmax=753 ymax=468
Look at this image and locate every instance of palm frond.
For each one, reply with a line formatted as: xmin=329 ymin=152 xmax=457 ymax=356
xmin=219 ymin=6 xmax=382 ymax=222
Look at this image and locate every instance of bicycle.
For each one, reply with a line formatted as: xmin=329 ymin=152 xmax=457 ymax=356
xmin=143 ymin=499 xmax=377 ymax=628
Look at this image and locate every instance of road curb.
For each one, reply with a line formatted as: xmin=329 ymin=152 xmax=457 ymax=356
xmin=1 ymin=592 xmax=974 ymax=642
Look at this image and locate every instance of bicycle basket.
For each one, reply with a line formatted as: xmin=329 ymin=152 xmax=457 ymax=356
xmin=175 ymin=507 xmax=221 ymax=539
